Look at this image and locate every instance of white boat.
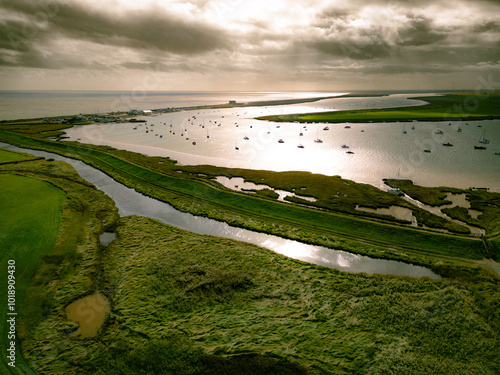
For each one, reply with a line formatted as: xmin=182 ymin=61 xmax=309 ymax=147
xmin=278 ymin=139 xmax=284 ymax=143
xmin=314 ymin=128 xmax=323 ymax=143
xmin=341 ymin=144 xmax=349 ymax=149
xmin=478 ymin=130 xmax=489 ymax=144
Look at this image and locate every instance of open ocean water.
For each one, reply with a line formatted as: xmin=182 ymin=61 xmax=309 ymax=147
xmin=1 ymin=90 xmax=499 ymax=191
xmin=0 ymin=90 xmax=339 ymax=121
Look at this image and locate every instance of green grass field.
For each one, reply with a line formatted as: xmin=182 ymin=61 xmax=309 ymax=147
xmin=257 ymin=93 xmax=500 ymax=123
xmin=0 ymin=149 xmax=29 ymax=163
xmin=0 ymin=174 xmax=65 ymax=375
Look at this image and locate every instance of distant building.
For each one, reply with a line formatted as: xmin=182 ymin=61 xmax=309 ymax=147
xmin=229 ymin=100 xmax=236 ymax=104
xmin=128 ymin=109 xmax=152 ymax=115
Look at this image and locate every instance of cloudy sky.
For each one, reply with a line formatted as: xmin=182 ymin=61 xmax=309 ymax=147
xmin=0 ymin=0 xmax=499 ymax=91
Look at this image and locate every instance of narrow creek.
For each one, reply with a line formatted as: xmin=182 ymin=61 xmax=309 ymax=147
xmin=402 ymin=193 xmax=486 ymax=236
xmin=1 ymin=142 xmax=440 ymax=278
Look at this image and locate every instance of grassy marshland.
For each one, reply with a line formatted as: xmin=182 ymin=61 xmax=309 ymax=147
xmin=256 ymin=93 xmax=500 ymax=123
xmin=384 ymin=179 xmax=500 ymax=236
xmin=0 ymin=131 xmax=490 ymax=268
xmin=22 ymin=215 xmax=500 ymax=374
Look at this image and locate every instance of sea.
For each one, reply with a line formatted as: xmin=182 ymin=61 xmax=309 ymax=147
xmin=1 ymin=90 xmax=499 ymax=192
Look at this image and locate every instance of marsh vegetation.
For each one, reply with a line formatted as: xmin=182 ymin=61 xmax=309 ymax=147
xmin=21 ymin=214 xmax=500 ymax=374
xmin=257 ymin=93 xmax=500 ymax=124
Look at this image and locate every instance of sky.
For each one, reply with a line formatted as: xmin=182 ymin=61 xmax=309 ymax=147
xmin=0 ymin=0 xmax=499 ymax=92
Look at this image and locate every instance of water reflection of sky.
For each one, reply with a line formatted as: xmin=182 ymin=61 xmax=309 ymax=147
xmin=67 ymin=94 xmax=500 ymax=192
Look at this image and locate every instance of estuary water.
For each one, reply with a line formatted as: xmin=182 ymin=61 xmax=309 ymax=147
xmin=0 ymin=142 xmax=440 ymax=278
xmin=65 ymin=93 xmax=500 ymax=192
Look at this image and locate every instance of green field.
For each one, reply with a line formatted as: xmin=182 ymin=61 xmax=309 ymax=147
xmin=0 ymin=174 xmax=65 ymax=375
xmin=257 ymin=93 xmax=500 ymax=123
xmin=0 ymin=149 xmax=29 ymax=163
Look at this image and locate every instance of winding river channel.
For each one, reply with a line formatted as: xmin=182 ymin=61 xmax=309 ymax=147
xmin=1 ymin=142 xmax=440 ymax=278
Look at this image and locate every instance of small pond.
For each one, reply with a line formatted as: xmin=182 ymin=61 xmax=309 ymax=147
xmin=66 ymin=293 xmax=110 ymax=338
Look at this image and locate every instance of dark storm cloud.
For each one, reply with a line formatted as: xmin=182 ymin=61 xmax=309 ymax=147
xmin=473 ymin=20 xmax=500 ymax=33
xmin=0 ymin=19 xmax=34 ymax=52
xmin=0 ymin=0 xmax=232 ymax=69
xmin=303 ymin=37 xmax=392 ymax=60
xmin=397 ymin=15 xmax=448 ymax=46
xmin=121 ymin=61 xmax=199 ymax=73
xmin=303 ymin=7 xmax=450 ymax=61
xmin=0 ymin=45 xmax=111 ymax=70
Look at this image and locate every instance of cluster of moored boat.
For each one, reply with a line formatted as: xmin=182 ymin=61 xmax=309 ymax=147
xmin=431 ymin=125 xmax=493 ymax=151
xmin=132 ymin=116 xmax=497 ymax=155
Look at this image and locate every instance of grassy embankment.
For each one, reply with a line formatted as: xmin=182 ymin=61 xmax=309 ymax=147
xmin=22 ymin=215 xmax=500 ymax=374
xmin=73 ymin=144 xmax=477 ymax=235
xmin=256 ymin=93 xmax=500 ymax=123
xmin=0 ymin=131 xmax=492 ymax=274
xmin=0 ymin=149 xmax=31 ymax=163
xmin=0 ymin=152 xmax=119 ymax=374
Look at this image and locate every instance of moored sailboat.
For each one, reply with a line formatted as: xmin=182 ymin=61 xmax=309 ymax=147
xmin=314 ymin=127 xmax=323 ymax=143
xmin=478 ymin=129 xmax=489 ymax=144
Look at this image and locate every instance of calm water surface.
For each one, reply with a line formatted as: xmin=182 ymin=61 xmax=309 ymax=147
xmin=66 ymin=93 xmax=500 ymax=192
